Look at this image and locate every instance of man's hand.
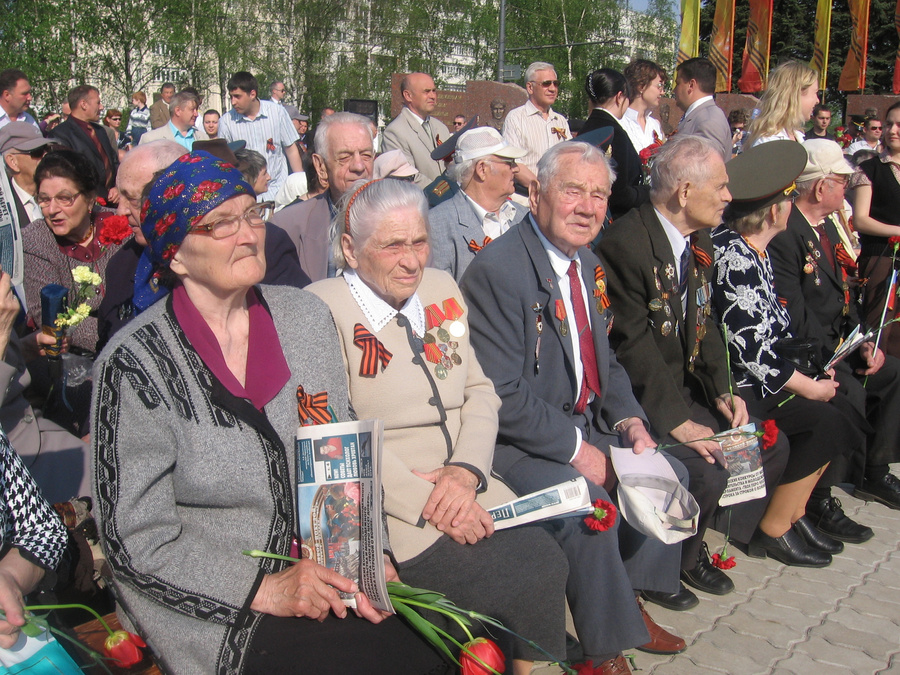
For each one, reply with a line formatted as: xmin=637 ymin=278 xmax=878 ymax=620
xmin=669 ymin=419 xmax=721 ymax=464
xmin=413 ymin=466 xmax=494 ymax=544
xmin=617 ymin=417 xmax=657 ymax=455
xmin=857 ymin=341 xmax=885 ymax=376
xmin=714 ymin=393 xmax=750 ymax=428
xmin=571 ymin=441 xmax=614 ymax=490
xmin=251 ymin=559 xmax=356 ymax=621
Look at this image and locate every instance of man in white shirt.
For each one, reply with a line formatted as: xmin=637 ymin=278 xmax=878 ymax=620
xmin=269 ymin=81 xmax=286 ymax=104
xmin=429 ymin=126 xmax=528 ymax=280
xmin=846 ymin=117 xmax=882 ymax=156
xmin=0 ymin=70 xmax=38 ymax=130
xmin=381 ymin=72 xmax=450 ymax=186
xmin=218 ymin=71 xmax=302 ymax=201
xmin=502 ymin=61 xmax=571 ymax=191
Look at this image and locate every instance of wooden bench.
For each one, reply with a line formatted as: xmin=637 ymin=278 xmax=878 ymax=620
xmin=73 ymin=612 xmax=161 ymax=674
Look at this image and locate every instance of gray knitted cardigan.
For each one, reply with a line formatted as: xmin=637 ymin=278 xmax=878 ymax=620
xmin=92 ymin=285 xmax=351 ymax=674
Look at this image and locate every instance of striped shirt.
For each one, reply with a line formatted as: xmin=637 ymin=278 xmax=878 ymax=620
xmin=219 ymin=99 xmax=299 ymax=200
xmin=502 ymin=100 xmax=570 ymax=173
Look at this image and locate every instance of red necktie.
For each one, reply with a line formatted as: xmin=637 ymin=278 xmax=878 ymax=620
xmin=567 ymin=261 xmax=601 ymax=413
xmin=815 ymin=222 xmax=836 ymax=272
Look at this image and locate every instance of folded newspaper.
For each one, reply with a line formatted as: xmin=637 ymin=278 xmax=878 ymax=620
xmin=824 ymin=324 xmax=870 ymax=370
xmin=714 ymin=423 xmax=766 ymax=507
xmin=295 ymin=419 xmax=392 ymax=612
xmin=488 ymin=477 xmax=593 ymax=529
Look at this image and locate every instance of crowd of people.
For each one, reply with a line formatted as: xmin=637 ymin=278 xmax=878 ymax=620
xmin=0 ymin=56 xmax=898 ymax=674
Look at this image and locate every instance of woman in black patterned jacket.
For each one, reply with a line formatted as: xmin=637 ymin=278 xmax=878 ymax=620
xmin=0 ymin=429 xmax=67 ymax=647
xmin=711 ymin=141 xmax=862 ymax=568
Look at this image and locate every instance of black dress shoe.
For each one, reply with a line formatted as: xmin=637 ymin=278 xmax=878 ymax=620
xmin=680 ymin=542 xmax=734 ymax=595
xmin=805 ymin=496 xmax=874 ymax=544
xmin=793 ymin=516 xmax=844 ymax=554
xmin=856 ymin=473 xmax=900 ymax=510
xmin=641 ymin=584 xmax=699 ymax=611
xmin=747 ymin=526 xmax=832 ymax=567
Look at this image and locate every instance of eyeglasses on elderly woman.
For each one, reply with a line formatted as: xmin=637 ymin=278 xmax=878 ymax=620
xmin=189 ymin=201 xmax=274 ymax=239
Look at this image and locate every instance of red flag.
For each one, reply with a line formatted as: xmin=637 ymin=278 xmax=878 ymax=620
xmin=738 ymin=0 xmax=774 ymax=93
xmin=710 ymin=0 xmax=736 ymax=92
xmin=839 ymin=0 xmax=871 ymax=91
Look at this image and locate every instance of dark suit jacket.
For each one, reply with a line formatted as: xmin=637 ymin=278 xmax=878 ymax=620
xmin=428 ymin=189 xmax=527 ymax=282
xmin=269 ymin=192 xmax=331 ymax=282
xmin=96 ymin=224 xmax=310 ymax=349
xmin=769 ymin=207 xmax=858 ymax=355
xmin=581 ymin=108 xmax=649 ymax=220
xmin=460 ymin=217 xmax=645 ymax=477
xmin=597 ymin=202 xmax=730 ymax=438
xmin=49 ymin=118 xmax=119 ymax=199
xmin=677 ymin=98 xmax=732 ymax=161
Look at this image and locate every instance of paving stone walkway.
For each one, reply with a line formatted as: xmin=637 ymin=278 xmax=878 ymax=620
xmin=534 ymin=479 xmax=900 ymax=675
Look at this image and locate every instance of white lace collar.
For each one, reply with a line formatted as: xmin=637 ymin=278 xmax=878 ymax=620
xmin=343 ymin=268 xmax=426 ymax=336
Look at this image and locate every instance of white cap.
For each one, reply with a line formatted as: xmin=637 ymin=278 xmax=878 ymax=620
xmin=800 ymin=138 xmax=854 ymax=182
xmin=454 ymin=127 xmax=527 ymax=164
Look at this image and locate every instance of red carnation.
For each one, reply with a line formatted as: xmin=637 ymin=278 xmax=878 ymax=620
xmin=584 ymin=498 xmax=617 ymax=532
xmin=711 ymin=553 xmax=737 ymax=569
xmin=889 ymin=236 xmax=900 ymax=248
xmin=95 ymin=197 xmax=107 ymax=206
xmin=761 ymin=419 xmax=779 ymax=450
xmin=98 ymin=214 xmax=132 ymax=246
xmin=155 ymin=212 xmax=177 ymax=236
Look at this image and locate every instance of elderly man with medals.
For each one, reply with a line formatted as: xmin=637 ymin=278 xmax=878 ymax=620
xmin=598 ymin=135 xmax=790 ymax=611
xmin=462 ymin=140 xmax=689 ymax=675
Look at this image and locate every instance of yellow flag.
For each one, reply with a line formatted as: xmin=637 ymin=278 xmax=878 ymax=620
xmin=710 ymin=0 xmax=736 ymax=92
xmin=678 ymin=0 xmax=701 ymax=65
xmin=810 ymin=0 xmax=832 ymax=90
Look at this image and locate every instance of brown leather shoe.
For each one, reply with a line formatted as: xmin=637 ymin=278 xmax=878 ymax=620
xmin=592 ymin=655 xmax=632 ymax=674
xmin=635 ymin=598 xmax=687 ymax=655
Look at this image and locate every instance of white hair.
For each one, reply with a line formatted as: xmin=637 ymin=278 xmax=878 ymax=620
xmin=526 ymin=62 xmax=556 ymax=83
xmin=331 ymin=178 xmax=429 ymax=270
xmin=536 ymin=142 xmax=616 ymax=194
xmin=649 ymin=135 xmax=719 ymax=202
xmin=313 ymin=112 xmax=373 ymax=160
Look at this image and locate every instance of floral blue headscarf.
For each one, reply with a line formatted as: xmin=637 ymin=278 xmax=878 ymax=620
xmin=134 ymin=151 xmax=254 ymax=311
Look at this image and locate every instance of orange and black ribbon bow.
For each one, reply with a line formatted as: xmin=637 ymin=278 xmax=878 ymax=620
xmin=593 ymin=266 xmax=611 ymax=309
xmin=266 ymin=138 xmax=276 ymax=152
xmin=468 ymin=236 xmax=493 ymax=254
xmin=690 ymin=235 xmax=712 ymax=268
xmin=835 ymin=243 xmax=858 ymax=273
xmin=297 ymin=385 xmax=331 ymax=426
xmin=551 ymin=127 xmax=568 ymax=141
xmin=353 ymin=324 xmax=392 ymax=377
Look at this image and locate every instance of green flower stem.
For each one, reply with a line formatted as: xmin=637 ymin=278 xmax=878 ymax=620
xmin=242 ymin=549 xmax=302 ymax=564
xmin=722 ymin=324 xmax=736 ymax=412
xmin=23 ymin=603 xmax=114 ymax=636
xmin=391 ymin=597 xmax=475 ymax=641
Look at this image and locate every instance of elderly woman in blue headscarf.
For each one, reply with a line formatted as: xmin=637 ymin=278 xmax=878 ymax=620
xmin=91 ymin=152 xmax=447 ymax=674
